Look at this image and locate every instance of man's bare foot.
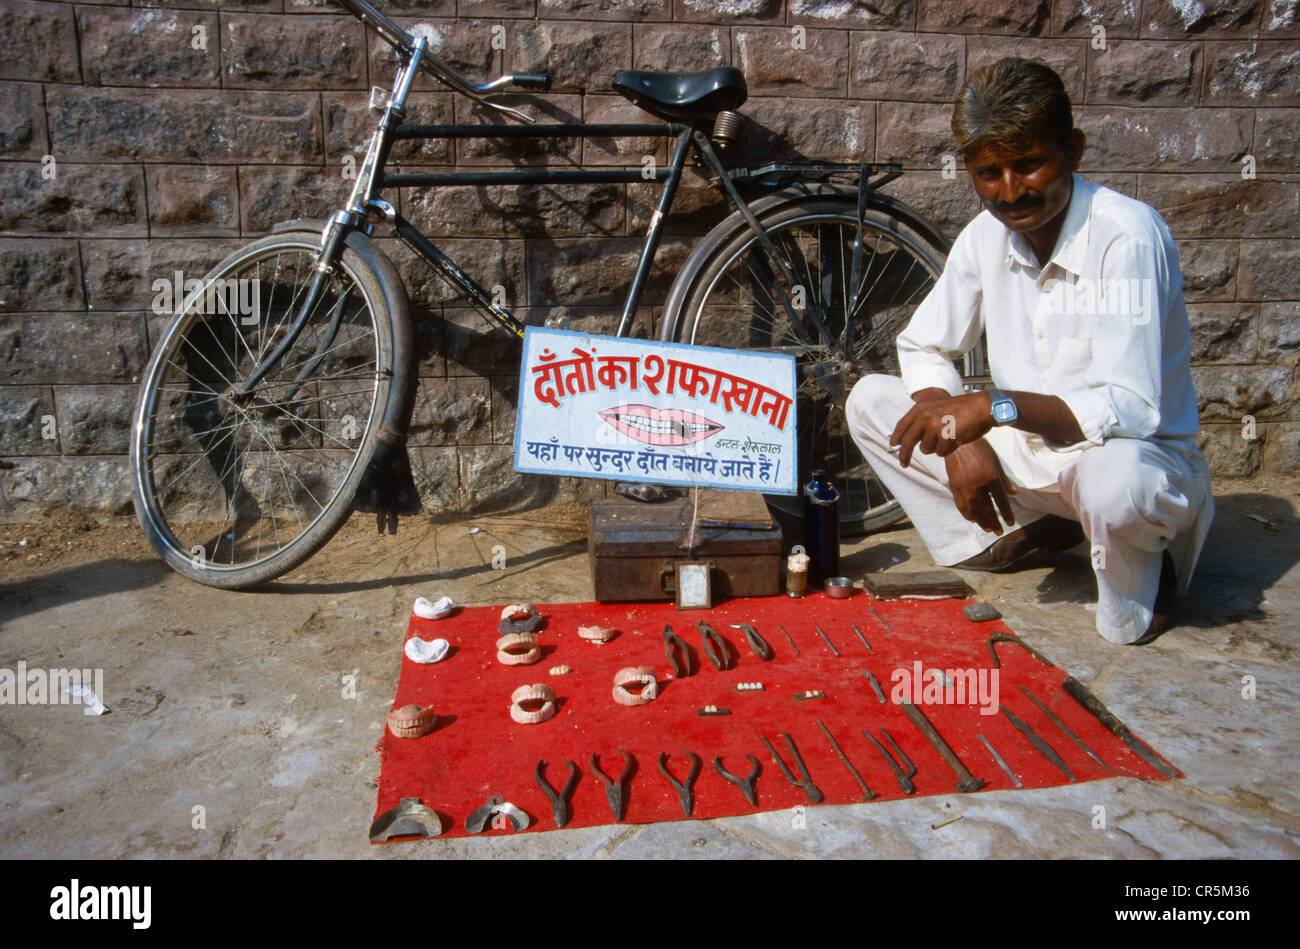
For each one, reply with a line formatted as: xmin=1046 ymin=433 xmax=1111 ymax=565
xmin=1131 ymin=551 xmax=1179 ymax=645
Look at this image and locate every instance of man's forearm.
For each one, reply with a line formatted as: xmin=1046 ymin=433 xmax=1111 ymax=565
xmin=993 ymin=390 xmax=1085 ymax=444
xmin=911 ymin=387 xmax=1086 ymax=444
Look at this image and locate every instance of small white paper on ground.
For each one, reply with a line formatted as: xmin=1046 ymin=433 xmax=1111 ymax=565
xmin=66 ymin=684 xmax=108 ymax=716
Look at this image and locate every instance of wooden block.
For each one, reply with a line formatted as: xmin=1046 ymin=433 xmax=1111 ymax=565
xmin=861 ymin=570 xmax=969 ymax=600
xmin=695 ymin=490 xmax=774 ymax=529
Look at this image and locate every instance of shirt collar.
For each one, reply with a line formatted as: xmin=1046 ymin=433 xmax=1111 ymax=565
xmin=1004 ymin=173 xmax=1093 ymax=277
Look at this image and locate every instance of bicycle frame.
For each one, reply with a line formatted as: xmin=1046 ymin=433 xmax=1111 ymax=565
xmin=235 ymin=0 xmax=908 ymax=400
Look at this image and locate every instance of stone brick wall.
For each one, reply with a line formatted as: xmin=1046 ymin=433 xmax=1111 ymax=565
xmin=1 ymin=0 xmax=1296 ymax=520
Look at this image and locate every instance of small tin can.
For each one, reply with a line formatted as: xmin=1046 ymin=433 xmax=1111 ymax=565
xmin=786 ymin=552 xmax=810 ymax=596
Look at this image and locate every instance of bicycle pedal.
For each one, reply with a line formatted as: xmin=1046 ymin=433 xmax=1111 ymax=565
xmin=544 ymin=307 xmax=570 ymax=330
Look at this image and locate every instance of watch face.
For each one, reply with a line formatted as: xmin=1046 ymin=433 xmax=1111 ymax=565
xmin=993 ymin=400 xmax=1017 ymax=423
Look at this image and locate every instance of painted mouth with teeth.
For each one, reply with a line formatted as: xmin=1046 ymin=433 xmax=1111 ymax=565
xmin=599 ymin=405 xmax=724 ymax=446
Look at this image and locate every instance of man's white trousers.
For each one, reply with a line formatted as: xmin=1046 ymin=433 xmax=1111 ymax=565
xmin=846 ymin=375 xmax=1214 ymax=644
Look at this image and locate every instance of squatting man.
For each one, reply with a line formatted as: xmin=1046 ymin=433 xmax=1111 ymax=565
xmin=847 ymin=58 xmax=1214 ymax=645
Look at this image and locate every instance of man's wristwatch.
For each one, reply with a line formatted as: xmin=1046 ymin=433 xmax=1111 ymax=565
xmin=985 ymin=387 xmax=1018 ymax=426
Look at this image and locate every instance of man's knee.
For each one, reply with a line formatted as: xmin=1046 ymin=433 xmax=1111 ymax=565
xmin=1067 ymin=440 xmax=1185 ymax=538
xmin=846 ymin=374 xmax=909 ymax=443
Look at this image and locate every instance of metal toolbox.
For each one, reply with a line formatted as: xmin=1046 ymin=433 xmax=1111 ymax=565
xmin=587 ymin=491 xmax=783 ymax=603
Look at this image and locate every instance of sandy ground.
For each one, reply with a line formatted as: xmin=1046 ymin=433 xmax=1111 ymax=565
xmin=0 ymin=476 xmax=1297 ymax=859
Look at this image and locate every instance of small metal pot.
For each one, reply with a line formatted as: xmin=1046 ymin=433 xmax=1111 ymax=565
xmin=825 ymin=577 xmax=854 ymax=599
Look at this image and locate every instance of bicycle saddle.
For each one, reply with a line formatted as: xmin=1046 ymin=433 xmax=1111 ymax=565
xmin=613 ymin=67 xmax=747 ymax=122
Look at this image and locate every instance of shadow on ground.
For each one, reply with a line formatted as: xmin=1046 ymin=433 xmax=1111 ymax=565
xmin=1000 ymin=491 xmax=1298 ymax=628
xmin=268 ymin=537 xmax=587 ymax=596
xmin=0 ymin=558 xmax=165 ymax=625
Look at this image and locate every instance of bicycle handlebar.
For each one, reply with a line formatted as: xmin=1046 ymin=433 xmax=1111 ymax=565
xmin=335 ymin=0 xmax=410 ymax=54
xmin=510 ymin=74 xmax=553 ymax=92
xmin=334 ymin=0 xmax=551 ymax=100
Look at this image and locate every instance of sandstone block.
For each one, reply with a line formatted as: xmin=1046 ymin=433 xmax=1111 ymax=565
xmin=851 ymin=32 xmax=963 ymax=103
xmin=0 ymin=239 xmax=82 ymax=312
xmin=0 ymin=1 xmax=79 ymax=83
xmin=223 ymin=14 xmax=367 ymax=89
xmin=1085 ymin=41 xmax=1200 ymax=105
xmin=146 ymin=165 xmax=240 ymax=236
xmin=633 ymin=24 xmax=729 ymax=71
xmin=1187 ymin=303 xmax=1259 ymax=364
xmin=0 ymin=164 xmax=147 ymax=236
xmin=1176 ymin=240 xmax=1238 ymax=302
xmin=1238 ymin=239 xmax=1300 ymax=300
xmin=1192 ymin=364 xmax=1292 ymax=420
xmin=1077 ymin=107 xmax=1250 ymax=171
xmin=80 ymin=8 xmax=220 ymax=87
xmin=1258 ymin=302 xmax=1300 ymax=364
xmin=789 ymin=0 xmax=917 ymax=30
xmin=48 ymin=89 xmax=323 ymax=163
xmin=0 ymin=83 xmax=48 ymax=160
xmin=239 ymin=167 xmax=352 ymax=234
xmin=507 ymin=21 xmax=633 ymax=94
xmin=1140 ymin=0 xmax=1264 ymax=37
xmin=1139 ymin=175 xmax=1299 ymax=238
xmin=54 ymin=385 xmax=137 ymax=455
xmin=0 ymin=313 xmax=148 ymax=384
xmin=0 ymin=386 xmax=58 ymax=455
xmin=735 ymin=27 xmax=848 ymax=97
xmin=1204 ymin=41 xmax=1300 ymax=106
xmin=918 ymin=0 xmax=1050 ymax=34
xmin=741 ymin=98 xmax=875 ymax=164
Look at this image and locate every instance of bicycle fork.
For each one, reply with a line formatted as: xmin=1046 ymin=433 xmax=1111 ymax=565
xmin=231 ymin=35 xmax=429 ymax=401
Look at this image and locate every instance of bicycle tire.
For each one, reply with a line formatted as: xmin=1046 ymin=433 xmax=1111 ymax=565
xmin=130 ymin=229 xmax=407 ymax=588
xmin=661 ymin=188 xmax=954 ymax=534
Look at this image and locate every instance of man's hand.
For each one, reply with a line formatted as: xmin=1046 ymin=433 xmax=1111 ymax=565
xmin=944 ymin=439 xmax=1016 ymax=535
xmin=890 ymin=391 xmax=993 ymax=467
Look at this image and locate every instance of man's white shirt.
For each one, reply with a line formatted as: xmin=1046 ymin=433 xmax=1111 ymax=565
xmin=895 ymin=173 xmax=1202 ymax=489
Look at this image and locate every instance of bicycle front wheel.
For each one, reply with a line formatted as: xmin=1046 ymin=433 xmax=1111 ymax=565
xmin=663 ymin=193 xmax=951 ymax=534
xmin=131 ymin=230 xmax=401 ymax=588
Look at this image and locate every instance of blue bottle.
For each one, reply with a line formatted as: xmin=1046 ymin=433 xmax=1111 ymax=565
xmin=803 ymin=469 xmax=840 ymax=586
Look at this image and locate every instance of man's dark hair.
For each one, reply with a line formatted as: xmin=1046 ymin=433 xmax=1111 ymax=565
xmin=952 ymin=58 xmax=1074 ymax=157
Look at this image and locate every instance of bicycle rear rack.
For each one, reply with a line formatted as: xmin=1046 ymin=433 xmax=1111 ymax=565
xmin=729 ymin=161 xmax=903 ymax=190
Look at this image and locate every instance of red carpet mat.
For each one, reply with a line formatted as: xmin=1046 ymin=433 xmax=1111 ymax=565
xmin=373 ymin=594 xmax=1179 ymax=839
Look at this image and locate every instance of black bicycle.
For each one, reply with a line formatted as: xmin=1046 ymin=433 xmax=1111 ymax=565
xmin=130 ymin=0 xmax=961 ymax=588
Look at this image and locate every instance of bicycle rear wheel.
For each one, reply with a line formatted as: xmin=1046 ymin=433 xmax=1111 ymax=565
xmin=663 ymin=192 xmax=954 ymax=534
xmin=131 ymin=229 xmax=402 ymax=588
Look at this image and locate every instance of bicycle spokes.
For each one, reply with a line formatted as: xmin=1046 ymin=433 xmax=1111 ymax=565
xmin=137 ymin=241 xmax=385 ymax=573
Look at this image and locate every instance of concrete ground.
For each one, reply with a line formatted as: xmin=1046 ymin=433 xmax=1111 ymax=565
xmin=1 ymin=476 xmax=1297 ymax=860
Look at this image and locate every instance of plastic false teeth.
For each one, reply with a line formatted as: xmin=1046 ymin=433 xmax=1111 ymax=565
xmin=412 ymin=596 xmax=454 ymax=620
xmin=405 ymin=637 xmax=450 ymax=664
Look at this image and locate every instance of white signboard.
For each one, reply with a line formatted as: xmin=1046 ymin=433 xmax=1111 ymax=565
xmin=513 ymin=327 xmax=798 ymax=495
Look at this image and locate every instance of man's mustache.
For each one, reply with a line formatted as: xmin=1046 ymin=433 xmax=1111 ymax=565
xmin=991 ymin=196 xmax=1044 ymax=214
